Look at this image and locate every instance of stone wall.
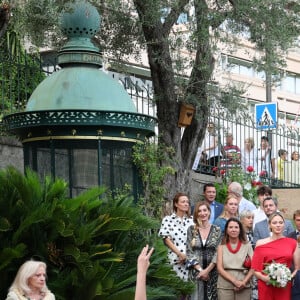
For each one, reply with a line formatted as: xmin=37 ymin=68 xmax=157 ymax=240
xmin=0 ymin=136 xmax=24 ymax=172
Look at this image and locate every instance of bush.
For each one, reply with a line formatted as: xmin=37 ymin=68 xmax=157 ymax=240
xmin=0 ymin=167 xmax=194 ymax=299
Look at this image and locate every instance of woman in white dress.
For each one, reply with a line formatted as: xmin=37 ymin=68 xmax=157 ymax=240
xmin=291 ymin=151 xmax=300 ymax=184
xmin=241 ymin=137 xmax=257 ymax=173
xmin=159 ymin=192 xmax=194 ymax=281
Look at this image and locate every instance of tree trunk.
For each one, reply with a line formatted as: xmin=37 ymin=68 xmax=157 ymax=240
xmin=133 ymin=0 xmax=214 ymax=201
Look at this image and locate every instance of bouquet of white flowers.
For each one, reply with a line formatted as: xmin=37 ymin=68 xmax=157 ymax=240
xmin=263 ymin=261 xmax=292 ymax=288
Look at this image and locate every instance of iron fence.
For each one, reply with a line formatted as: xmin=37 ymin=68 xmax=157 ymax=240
xmin=1 ymin=49 xmax=300 ymax=187
xmin=192 ymin=104 xmax=300 ymax=188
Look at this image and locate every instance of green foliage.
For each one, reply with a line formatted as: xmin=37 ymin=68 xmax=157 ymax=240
xmin=0 ymin=27 xmax=45 ymax=123
xmin=215 ymin=165 xmax=269 ymax=206
xmin=0 ymin=166 xmax=193 ymax=299
xmin=132 ymin=142 xmax=175 ymax=219
xmin=214 ymin=182 xmax=228 ymax=204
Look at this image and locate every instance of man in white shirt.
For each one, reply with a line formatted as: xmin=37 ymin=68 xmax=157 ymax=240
xmin=228 ymin=181 xmax=256 ymax=214
xmin=252 ymin=185 xmax=272 ymax=228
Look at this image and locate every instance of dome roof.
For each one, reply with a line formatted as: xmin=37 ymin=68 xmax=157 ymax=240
xmin=26 ymin=1 xmax=137 ymax=113
xmin=26 ymin=67 xmax=137 ymax=112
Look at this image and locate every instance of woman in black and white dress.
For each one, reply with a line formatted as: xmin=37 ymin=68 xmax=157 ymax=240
xmin=159 ymin=192 xmax=194 ymax=281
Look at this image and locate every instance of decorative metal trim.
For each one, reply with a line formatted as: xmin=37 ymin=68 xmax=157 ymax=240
xmin=22 ymin=135 xmax=141 ymax=143
xmin=3 ymin=110 xmax=157 ymax=132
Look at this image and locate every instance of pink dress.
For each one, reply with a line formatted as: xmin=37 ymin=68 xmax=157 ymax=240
xmin=252 ymin=238 xmax=297 ymax=300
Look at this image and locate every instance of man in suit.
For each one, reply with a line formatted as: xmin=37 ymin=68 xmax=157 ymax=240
xmin=253 ymin=196 xmax=294 ymax=245
xmin=288 ymin=210 xmax=300 ymax=300
xmin=288 ymin=209 xmax=300 ymax=241
xmin=203 ymin=183 xmax=224 ymax=223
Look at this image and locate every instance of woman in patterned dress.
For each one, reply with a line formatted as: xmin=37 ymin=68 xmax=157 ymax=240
xmin=186 ymin=201 xmax=222 ymax=300
xmin=159 ymin=192 xmax=194 ymax=281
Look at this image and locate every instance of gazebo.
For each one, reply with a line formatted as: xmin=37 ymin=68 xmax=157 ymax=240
xmin=3 ymin=1 xmax=156 ymax=198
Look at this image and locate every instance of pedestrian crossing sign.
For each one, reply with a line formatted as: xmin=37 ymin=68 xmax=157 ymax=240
xmin=255 ymin=102 xmax=277 ymax=130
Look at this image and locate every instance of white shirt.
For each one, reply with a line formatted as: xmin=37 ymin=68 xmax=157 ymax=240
xmin=241 ymin=147 xmax=258 ymax=173
xmin=257 ymin=147 xmax=275 ymax=176
xmin=239 ymin=197 xmax=256 ymax=214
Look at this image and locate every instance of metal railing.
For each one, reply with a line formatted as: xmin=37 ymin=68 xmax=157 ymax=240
xmin=1 ymin=49 xmax=300 ymax=188
xmin=193 ymin=105 xmax=300 ymax=188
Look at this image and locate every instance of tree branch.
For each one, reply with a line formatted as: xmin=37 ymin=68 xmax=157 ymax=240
xmin=162 ymin=0 xmax=190 ymax=34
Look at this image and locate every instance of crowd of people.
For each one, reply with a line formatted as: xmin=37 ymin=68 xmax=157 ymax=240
xmin=4 ymin=184 xmax=299 ymax=300
xmin=192 ymin=123 xmax=300 ymax=185
xmin=158 ymin=184 xmax=300 ymax=300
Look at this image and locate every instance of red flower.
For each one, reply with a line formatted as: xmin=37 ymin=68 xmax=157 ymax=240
xmin=259 ymin=170 xmax=267 ymax=177
xmin=220 ymin=169 xmax=226 ymax=175
xmin=246 ymin=166 xmax=254 ymax=172
xmin=251 ymin=180 xmax=263 ymax=187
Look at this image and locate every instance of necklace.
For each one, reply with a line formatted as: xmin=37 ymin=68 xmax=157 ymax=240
xmin=199 ymin=225 xmax=210 ymax=229
xmin=198 ymin=222 xmax=210 ymax=229
xmin=226 ymin=240 xmax=242 ymax=253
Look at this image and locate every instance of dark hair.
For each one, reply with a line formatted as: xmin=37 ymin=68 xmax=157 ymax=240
xmin=263 ymin=196 xmax=278 ymax=207
xmin=173 ymin=192 xmax=189 ymax=215
xmin=203 ymin=183 xmax=215 ymax=193
xmin=293 ymin=209 xmax=300 ymax=220
xmin=222 ymin=217 xmax=247 ymax=244
xmin=291 ymin=151 xmax=299 ymax=160
xmin=278 ymin=149 xmax=287 ymax=157
xmin=261 ymin=136 xmax=269 ymax=142
xmin=257 ymin=185 xmax=272 ymax=196
xmin=193 ymin=201 xmax=211 ymax=224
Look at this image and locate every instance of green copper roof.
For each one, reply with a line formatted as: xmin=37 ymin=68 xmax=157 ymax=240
xmin=26 ymin=1 xmax=137 ymax=113
xmin=26 ymin=67 xmax=137 ymax=112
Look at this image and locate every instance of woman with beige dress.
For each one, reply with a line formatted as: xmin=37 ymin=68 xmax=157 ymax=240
xmin=217 ymin=218 xmax=253 ymax=300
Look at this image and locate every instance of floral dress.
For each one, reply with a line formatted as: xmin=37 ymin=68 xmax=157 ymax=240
xmin=159 ymin=213 xmax=194 ymax=280
xmin=186 ymin=224 xmax=222 ymax=300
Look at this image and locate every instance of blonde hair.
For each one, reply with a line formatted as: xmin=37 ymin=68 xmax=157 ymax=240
xmin=191 ymin=201 xmax=211 ymax=247
xmin=9 ymin=260 xmax=50 ymax=295
xmin=245 ymin=137 xmax=254 ymax=149
xmin=219 ymin=193 xmax=239 ymax=218
xmin=268 ymin=212 xmax=284 ymax=224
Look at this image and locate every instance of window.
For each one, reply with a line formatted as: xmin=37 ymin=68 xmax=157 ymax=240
xmin=279 ymin=72 xmax=300 ymax=94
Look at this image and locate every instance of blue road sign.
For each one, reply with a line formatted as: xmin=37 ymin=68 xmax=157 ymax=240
xmin=255 ymin=102 xmax=277 ymax=130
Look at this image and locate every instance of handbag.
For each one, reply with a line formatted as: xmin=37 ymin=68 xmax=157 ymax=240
xmin=243 ymin=254 xmax=251 ymax=269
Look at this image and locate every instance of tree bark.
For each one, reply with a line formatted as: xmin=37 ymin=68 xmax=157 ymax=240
xmin=133 ymin=0 xmax=215 ymax=201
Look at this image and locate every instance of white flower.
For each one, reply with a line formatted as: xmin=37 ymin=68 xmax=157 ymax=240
xmin=244 ymin=182 xmax=251 ymax=191
xmin=264 ymin=262 xmax=292 ymax=288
